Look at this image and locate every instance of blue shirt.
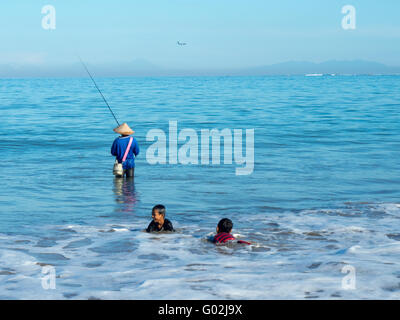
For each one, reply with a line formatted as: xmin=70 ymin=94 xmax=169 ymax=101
xmin=111 ymin=135 xmax=140 ymax=169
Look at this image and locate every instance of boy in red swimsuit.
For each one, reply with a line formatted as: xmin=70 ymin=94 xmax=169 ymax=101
xmin=213 ymin=218 xmax=250 ymax=245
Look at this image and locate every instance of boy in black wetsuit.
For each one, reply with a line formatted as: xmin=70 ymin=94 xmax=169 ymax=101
xmin=146 ymin=204 xmax=174 ymax=232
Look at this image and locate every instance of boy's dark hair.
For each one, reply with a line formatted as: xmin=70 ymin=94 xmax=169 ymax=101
xmin=218 ymin=218 xmax=233 ymax=233
xmin=152 ymin=204 xmax=166 ymax=216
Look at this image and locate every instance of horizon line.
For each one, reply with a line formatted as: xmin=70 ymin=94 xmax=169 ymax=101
xmin=1 ymin=73 xmax=400 ymax=80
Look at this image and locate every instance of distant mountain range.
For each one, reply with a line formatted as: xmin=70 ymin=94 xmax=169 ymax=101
xmin=1 ymin=59 xmax=400 ymax=77
xmin=233 ymin=60 xmax=400 ymax=76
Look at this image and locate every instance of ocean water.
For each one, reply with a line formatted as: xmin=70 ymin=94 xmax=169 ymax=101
xmin=0 ymin=75 xmax=400 ymax=299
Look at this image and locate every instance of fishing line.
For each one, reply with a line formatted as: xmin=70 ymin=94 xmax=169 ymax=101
xmin=78 ymin=56 xmax=120 ymax=126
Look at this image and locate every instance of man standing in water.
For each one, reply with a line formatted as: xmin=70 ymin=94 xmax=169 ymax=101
xmin=111 ymin=123 xmax=140 ymax=178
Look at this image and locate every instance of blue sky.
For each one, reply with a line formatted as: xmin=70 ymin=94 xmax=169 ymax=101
xmin=0 ymin=0 xmax=399 ymax=75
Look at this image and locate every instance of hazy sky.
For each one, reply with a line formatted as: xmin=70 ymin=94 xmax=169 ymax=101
xmin=1 ymin=0 xmax=399 ymax=75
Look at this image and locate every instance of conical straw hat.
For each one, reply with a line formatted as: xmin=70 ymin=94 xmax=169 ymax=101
xmin=113 ymin=123 xmax=134 ymax=135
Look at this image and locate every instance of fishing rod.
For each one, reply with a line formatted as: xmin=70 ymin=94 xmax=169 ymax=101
xmin=78 ymin=57 xmax=120 ymax=126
